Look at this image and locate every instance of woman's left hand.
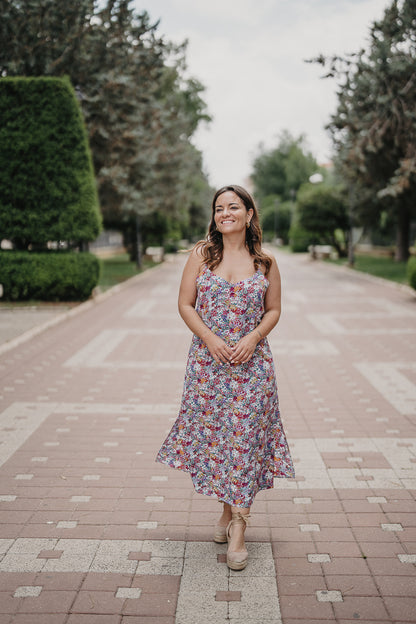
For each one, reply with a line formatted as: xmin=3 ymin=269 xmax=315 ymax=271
xmin=230 ymin=332 xmax=259 ymax=365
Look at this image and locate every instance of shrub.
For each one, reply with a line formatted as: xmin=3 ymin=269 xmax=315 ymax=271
xmin=289 ymin=223 xmax=315 ymax=253
xmin=0 ymin=251 xmax=100 ymax=301
xmin=260 ymin=199 xmax=293 ymax=244
xmin=0 ymin=76 xmax=101 ymax=249
xmin=297 ymin=183 xmax=349 ymax=257
xmin=407 ymin=256 xmax=416 ymax=290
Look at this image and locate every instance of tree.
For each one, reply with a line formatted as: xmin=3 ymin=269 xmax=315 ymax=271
xmin=297 ymin=184 xmax=349 ymax=257
xmin=259 ymin=197 xmax=293 ymax=244
xmin=311 ymin=0 xmax=416 ymax=261
xmin=0 ymin=77 xmax=101 ymax=249
xmin=0 ymin=0 xmax=95 ymax=77
xmin=0 ymin=0 xmax=212 ymax=260
xmin=252 ymin=131 xmax=319 ymax=202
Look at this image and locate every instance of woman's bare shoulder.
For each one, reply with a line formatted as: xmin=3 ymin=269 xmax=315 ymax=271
xmin=261 ymin=247 xmax=275 ymax=260
xmin=259 ymin=248 xmax=278 ymax=275
xmin=193 ymin=241 xmax=206 ymax=258
xmin=185 ymin=242 xmax=206 ymax=272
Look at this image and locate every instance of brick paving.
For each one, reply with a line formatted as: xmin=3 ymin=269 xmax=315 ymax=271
xmin=0 ymin=251 xmax=415 ymax=623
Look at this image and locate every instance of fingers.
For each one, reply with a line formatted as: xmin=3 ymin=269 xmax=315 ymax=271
xmin=230 ymin=336 xmax=258 ymax=365
xmin=207 ymin=336 xmax=256 ymax=366
xmin=209 ymin=341 xmax=234 ymax=365
xmin=215 ymin=350 xmax=231 ymax=364
xmin=230 ymin=346 xmax=254 ymax=365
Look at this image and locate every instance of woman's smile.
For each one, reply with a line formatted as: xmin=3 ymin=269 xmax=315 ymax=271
xmin=214 ymin=190 xmax=251 ymax=232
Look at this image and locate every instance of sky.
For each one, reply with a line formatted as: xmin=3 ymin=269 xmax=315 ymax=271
xmin=134 ymin=0 xmax=391 ymax=188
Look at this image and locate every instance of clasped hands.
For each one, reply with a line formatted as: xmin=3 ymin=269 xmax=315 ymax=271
xmin=204 ymin=331 xmax=260 ymax=365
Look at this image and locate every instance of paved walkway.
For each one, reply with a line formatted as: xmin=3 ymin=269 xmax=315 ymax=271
xmin=0 ymin=251 xmax=415 ymax=624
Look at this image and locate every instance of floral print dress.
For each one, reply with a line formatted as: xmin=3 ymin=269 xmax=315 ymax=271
xmin=156 ymin=264 xmax=294 ymax=507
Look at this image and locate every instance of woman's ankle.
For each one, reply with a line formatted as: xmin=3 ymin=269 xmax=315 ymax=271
xmin=231 ymin=506 xmax=250 ymax=519
xmin=217 ymin=502 xmax=232 ymax=526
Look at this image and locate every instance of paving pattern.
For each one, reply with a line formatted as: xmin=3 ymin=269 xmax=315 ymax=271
xmin=0 ymin=252 xmax=415 ymax=623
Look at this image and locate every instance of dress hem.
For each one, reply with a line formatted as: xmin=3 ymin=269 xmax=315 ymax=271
xmin=155 ymin=454 xmax=295 ymax=507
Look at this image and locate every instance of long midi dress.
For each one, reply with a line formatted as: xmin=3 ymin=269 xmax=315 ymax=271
xmin=156 ymin=264 xmax=295 ymax=507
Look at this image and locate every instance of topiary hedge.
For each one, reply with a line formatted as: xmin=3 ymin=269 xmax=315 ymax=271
xmin=0 ymin=251 xmax=100 ymax=301
xmin=0 ymin=76 xmax=101 ymax=249
xmin=407 ymin=256 xmax=416 ymax=290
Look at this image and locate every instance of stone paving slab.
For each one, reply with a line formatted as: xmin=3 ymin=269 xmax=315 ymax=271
xmin=0 ymin=251 xmax=415 ymax=623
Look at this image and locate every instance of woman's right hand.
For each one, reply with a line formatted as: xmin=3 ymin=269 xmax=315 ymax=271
xmin=203 ymin=332 xmax=234 ymax=365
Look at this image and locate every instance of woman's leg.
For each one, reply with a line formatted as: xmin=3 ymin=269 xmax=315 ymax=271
xmin=226 ymin=505 xmax=251 ymax=570
xmin=228 ymin=505 xmax=250 ymax=552
xmin=218 ymin=502 xmax=232 ymax=527
xmin=214 ymin=502 xmax=233 ymax=543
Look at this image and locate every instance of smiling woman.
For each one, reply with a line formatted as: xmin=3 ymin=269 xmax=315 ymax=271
xmin=199 ymin=185 xmax=273 ymax=282
xmin=156 ymin=184 xmax=294 ymax=572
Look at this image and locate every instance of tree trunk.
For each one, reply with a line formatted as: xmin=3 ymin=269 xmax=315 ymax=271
xmin=395 ymin=202 xmax=410 ymax=262
xmin=331 ymin=238 xmax=346 ymax=259
xmin=135 ymin=214 xmax=142 ymax=269
xmin=12 ymin=238 xmax=29 ymax=251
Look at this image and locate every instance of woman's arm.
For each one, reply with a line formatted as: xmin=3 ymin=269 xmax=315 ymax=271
xmin=255 ymin=254 xmax=282 ymax=337
xmin=178 ymin=248 xmax=234 ymax=365
xmin=230 ymin=255 xmax=281 ymax=364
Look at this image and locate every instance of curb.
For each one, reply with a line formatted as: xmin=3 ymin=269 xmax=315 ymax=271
xmin=0 ymin=260 xmax=167 ymax=357
xmin=277 ymin=248 xmax=415 ymax=297
xmin=313 ymin=257 xmax=416 ymax=298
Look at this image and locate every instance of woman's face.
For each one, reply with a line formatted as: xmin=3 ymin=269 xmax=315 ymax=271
xmin=213 ymin=191 xmax=253 ymax=234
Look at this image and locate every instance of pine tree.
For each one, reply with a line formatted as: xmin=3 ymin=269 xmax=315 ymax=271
xmin=312 ymin=0 xmax=416 ymax=260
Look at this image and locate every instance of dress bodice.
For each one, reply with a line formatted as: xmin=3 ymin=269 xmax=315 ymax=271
xmin=195 ymin=265 xmax=269 ymax=344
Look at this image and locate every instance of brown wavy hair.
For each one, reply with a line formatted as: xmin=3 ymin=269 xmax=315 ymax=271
xmin=196 ymin=185 xmax=272 ymax=275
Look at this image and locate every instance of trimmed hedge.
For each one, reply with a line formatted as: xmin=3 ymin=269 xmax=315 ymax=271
xmin=0 ymin=76 xmax=101 ymax=249
xmin=407 ymin=256 xmax=416 ymax=290
xmin=0 ymin=251 xmax=100 ymax=301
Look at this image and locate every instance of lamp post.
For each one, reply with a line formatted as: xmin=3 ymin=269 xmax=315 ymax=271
xmin=347 ymin=186 xmax=355 ymax=267
xmin=274 ymin=198 xmax=279 ymax=243
xmin=308 ymin=173 xmax=324 ymax=259
xmin=309 ymin=173 xmax=323 ymax=184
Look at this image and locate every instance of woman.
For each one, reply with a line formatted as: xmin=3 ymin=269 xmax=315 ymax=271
xmin=156 ymin=184 xmax=294 ymax=570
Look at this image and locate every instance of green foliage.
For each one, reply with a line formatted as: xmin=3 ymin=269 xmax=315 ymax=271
xmin=288 ymin=222 xmax=316 ymax=253
xmin=98 ymin=253 xmax=154 ymax=291
xmin=0 ymin=0 xmax=94 ymax=76
xmin=0 ymin=0 xmax=212 ymax=258
xmin=260 ymin=197 xmax=293 ymax=243
xmin=0 ymin=76 xmax=101 ymax=249
xmin=297 ymin=184 xmax=349 ymax=256
xmin=351 ymin=254 xmax=407 ymax=284
xmin=312 ymin=0 xmax=416 ymax=261
xmin=331 ymin=253 xmax=408 ymax=284
xmin=0 ymin=251 xmax=100 ymax=301
xmin=252 ymin=131 xmax=319 ymax=202
xmin=407 ymin=257 xmax=416 ymax=290
xmin=141 ymin=212 xmax=169 ymax=248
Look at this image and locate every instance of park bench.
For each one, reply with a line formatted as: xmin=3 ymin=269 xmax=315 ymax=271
xmin=308 ymin=244 xmax=333 ymax=259
xmin=145 ymin=246 xmax=164 ymax=263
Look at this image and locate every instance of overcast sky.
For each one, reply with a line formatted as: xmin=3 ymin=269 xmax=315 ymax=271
xmin=135 ymin=0 xmax=391 ymax=188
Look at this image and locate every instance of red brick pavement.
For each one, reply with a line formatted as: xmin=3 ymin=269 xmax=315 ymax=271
xmin=0 ymin=251 xmax=415 ymax=623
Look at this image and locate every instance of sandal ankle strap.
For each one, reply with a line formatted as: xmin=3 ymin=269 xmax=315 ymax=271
xmin=231 ymin=512 xmax=251 ymax=526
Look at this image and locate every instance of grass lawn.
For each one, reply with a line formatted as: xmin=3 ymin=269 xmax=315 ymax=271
xmin=328 ymin=253 xmax=408 ymax=285
xmin=98 ymin=253 xmax=157 ymax=291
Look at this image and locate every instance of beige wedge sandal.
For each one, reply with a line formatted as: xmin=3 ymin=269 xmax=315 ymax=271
xmin=213 ymin=524 xmax=228 ymax=544
xmin=226 ymin=511 xmax=250 ymax=570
